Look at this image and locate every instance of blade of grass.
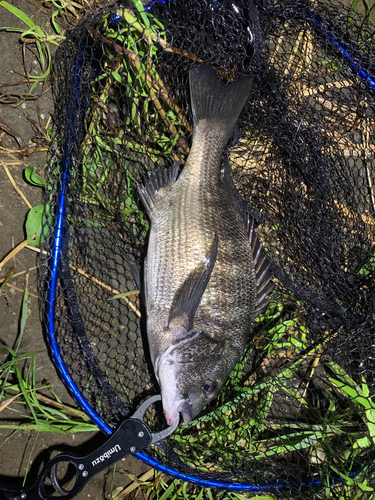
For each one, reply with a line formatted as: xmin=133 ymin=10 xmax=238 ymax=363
xmin=0 ymin=274 xmax=29 ymax=402
xmin=0 ymin=266 xmax=14 ymax=292
xmin=113 ymin=470 xmax=154 ymax=500
xmin=0 ymin=0 xmax=36 ymax=28
xmin=23 ymin=432 xmax=39 ymax=486
xmin=0 ymin=422 xmax=97 ymax=433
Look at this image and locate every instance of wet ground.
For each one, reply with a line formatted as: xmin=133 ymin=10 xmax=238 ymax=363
xmin=0 ymin=0 xmax=148 ymax=498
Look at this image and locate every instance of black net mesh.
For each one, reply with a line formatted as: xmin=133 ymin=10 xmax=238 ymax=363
xmin=40 ymin=0 xmax=375 ymax=496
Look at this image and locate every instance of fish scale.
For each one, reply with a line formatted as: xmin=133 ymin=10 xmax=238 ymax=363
xmin=148 ymin=128 xmax=255 ymax=338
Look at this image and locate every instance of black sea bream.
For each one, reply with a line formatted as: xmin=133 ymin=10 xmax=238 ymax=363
xmin=138 ymin=64 xmax=273 ymax=426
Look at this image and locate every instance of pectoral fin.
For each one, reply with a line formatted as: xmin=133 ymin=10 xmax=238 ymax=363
xmin=168 ymin=234 xmax=219 ymax=330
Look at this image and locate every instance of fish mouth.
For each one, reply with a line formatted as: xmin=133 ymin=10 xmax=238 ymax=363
xmin=164 ymin=399 xmax=192 ymax=427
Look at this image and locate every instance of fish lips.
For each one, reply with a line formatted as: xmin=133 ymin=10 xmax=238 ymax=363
xmin=165 ymin=399 xmax=192 ymax=426
xmin=157 ymin=353 xmax=193 ymax=426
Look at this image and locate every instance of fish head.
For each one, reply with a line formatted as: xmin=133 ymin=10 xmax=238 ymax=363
xmin=156 ymin=330 xmax=241 ymax=426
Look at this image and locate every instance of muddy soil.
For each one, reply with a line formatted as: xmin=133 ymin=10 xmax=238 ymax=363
xmin=0 ymin=1 xmax=148 ymax=498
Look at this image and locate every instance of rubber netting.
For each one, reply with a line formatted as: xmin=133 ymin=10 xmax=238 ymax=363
xmin=40 ymin=0 xmax=375 ymax=496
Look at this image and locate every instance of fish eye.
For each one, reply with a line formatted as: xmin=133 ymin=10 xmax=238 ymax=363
xmin=203 ymin=380 xmax=215 ymax=394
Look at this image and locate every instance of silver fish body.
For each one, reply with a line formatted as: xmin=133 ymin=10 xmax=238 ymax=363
xmin=138 ymin=65 xmax=273 ymax=426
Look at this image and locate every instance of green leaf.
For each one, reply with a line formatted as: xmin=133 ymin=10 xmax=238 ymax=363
xmin=25 ymin=204 xmax=44 ymax=247
xmin=354 ymin=436 xmax=372 ymax=449
xmin=51 ymin=10 xmax=61 ymax=34
xmin=182 ymin=482 xmax=189 ymax=499
xmin=359 ymin=484 xmax=374 ymax=492
xmin=24 ymin=166 xmax=47 ymax=188
xmin=196 ymin=488 xmax=204 ymax=500
xmin=27 ymin=64 xmax=51 ymax=81
xmin=159 ymin=481 xmax=178 ymax=500
xmin=35 ymin=38 xmax=45 ymax=68
xmin=112 ymin=71 xmax=122 ymax=84
xmin=0 ymin=1 xmax=36 ymax=28
xmin=0 ymin=267 xmax=14 ymax=292
xmin=206 ymin=489 xmax=214 ymax=500
xmin=0 ymin=27 xmax=24 ymax=33
xmin=366 ymin=409 xmax=375 ymax=438
xmin=132 ymin=0 xmax=150 ymax=27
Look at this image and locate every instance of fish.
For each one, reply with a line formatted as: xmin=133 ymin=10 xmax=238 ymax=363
xmin=137 ymin=64 xmax=273 ymax=426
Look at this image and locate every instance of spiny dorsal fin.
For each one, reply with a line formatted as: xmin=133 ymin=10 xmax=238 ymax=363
xmin=248 ymin=218 xmax=275 ymax=317
xmin=168 ymin=233 xmax=219 ymax=331
xmin=138 ymin=161 xmax=180 ymax=218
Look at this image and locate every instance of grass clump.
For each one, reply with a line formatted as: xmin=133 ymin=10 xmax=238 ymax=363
xmin=0 ymin=273 xmax=98 ymax=436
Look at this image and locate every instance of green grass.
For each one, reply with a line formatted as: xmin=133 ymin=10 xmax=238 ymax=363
xmin=0 ymin=0 xmax=65 ymax=101
xmin=161 ymin=284 xmax=375 ymax=498
xmin=0 ymin=348 xmax=98 ymax=435
xmin=116 ymin=469 xmax=277 ymax=500
xmin=0 ymin=275 xmax=98 ymax=436
xmin=74 ymin=0 xmax=189 ymax=239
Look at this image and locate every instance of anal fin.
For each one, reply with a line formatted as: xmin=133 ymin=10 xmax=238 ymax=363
xmin=138 ymin=161 xmax=180 ymax=218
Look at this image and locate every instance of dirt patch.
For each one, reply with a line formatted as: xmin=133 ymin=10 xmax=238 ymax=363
xmin=0 ymin=0 xmax=149 ymax=498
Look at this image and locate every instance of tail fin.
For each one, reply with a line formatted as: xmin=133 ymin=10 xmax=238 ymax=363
xmin=189 ymin=64 xmax=253 ymax=136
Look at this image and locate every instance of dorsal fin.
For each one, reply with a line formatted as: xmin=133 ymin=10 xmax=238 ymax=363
xmin=248 ymin=218 xmax=275 ymax=317
xmin=220 ymin=160 xmax=274 ymax=316
xmin=221 ymin=161 xmax=263 ymax=227
xmin=138 ymin=161 xmax=180 ymax=218
xmin=221 ymin=161 xmax=248 ymax=224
